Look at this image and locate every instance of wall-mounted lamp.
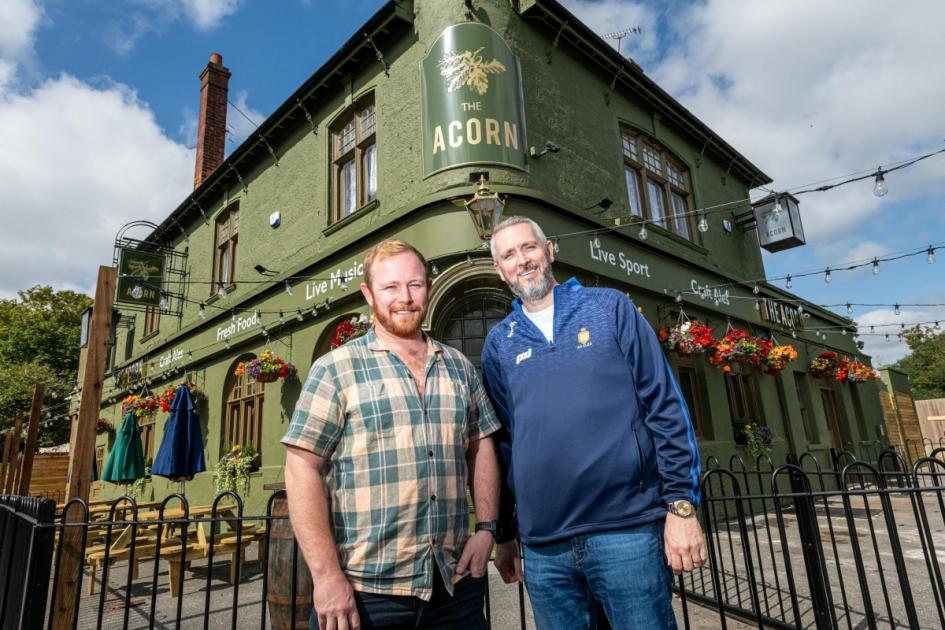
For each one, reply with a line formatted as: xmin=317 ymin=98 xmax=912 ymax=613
xmin=465 ymin=172 xmax=506 ymax=241
xmin=529 ymin=141 xmax=561 ymax=159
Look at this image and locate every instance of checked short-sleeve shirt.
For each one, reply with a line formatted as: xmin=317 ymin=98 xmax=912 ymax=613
xmin=281 ymin=327 xmax=500 ymax=600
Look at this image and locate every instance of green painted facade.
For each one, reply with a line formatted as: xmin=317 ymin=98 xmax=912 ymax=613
xmin=94 ymin=0 xmax=885 ymax=511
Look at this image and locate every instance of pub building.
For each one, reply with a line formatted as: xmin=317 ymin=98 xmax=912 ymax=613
xmin=95 ymin=0 xmax=884 ymax=509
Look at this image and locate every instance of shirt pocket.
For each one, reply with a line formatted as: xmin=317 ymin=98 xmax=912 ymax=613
xmin=349 ymin=382 xmax=396 ymax=437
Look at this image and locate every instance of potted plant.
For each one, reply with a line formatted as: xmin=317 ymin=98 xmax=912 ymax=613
xmin=762 ymin=344 xmax=798 ymax=376
xmin=331 ymin=314 xmax=371 ymax=348
xmin=658 ymin=320 xmax=714 ymax=355
xmin=235 ymin=350 xmax=295 ymax=383
xmin=213 ymin=444 xmax=259 ymax=496
xmin=732 ymin=422 xmax=774 ymax=461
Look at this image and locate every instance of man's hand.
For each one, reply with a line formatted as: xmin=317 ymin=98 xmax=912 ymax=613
xmin=494 ymin=540 xmax=523 ymax=583
xmin=312 ymin=569 xmax=360 ymax=630
xmin=664 ymin=513 xmax=708 ymax=575
xmin=456 ymin=530 xmax=495 ymax=579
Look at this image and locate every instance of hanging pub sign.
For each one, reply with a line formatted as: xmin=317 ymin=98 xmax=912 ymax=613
xmin=420 ymin=23 xmax=528 ymax=178
xmin=115 ymin=248 xmax=165 ymax=306
xmin=752 ymin=193 xmax=805 ymax=253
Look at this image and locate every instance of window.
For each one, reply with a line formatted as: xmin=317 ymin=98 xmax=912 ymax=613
xmin=676 ymin=360 xmax=707 ymax=437
xmin=213 ymin=203 xmax=239 ymax=295
xmin=142 ymin=306 xmax=160 ymax=337
xmin=620 ymin=129 xmax=694 ymax=240
xmin=332 ymin=96 xmax=377 ymax=222
xmin=225 ymin=356 xmax=265 ymax=457
xmin=794 ymin=372 xmax=818 ymax=443
xmin=724 ymin=363 xmax=761 ymax=425
xmin=139 ymin=414 xmax=156 ymax=462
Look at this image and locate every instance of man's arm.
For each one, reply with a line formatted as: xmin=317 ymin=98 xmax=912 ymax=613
xmin=456 ymin=435 xmax=500 ymax=578
xmin=614 ymin=295 xmax=707 ymax=574
xmin=284 ymin=446 xmax=360 ymax=630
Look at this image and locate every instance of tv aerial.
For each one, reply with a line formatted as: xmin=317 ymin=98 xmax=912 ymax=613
xmin=602 ymin=27 xmax=642 ymax=57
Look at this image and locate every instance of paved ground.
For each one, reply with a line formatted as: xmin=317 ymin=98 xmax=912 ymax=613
xmin=62 ymin=549 xmax=742 ymax=629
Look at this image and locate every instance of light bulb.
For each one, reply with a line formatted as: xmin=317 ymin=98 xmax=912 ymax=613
xmin=466 ymin=254 xmax=473 ymax=265
xmin=698 ymin=215 xmax=709 ymax=233
xmin=873 ymin=171 xmax=888 ymax=197
xmin=841 ymin=329 xmax=846 ymax=336
xmin=131 ymin=283 xmax=144 ymax=300
xmin=785 ymin=275 xmax=792 ymax=289
xmin=824 ymin=269 xmax=831 ymax=284
xmin=279 ymin=311 xmax=285 ymax=324
xmin=296 ymin=309 xmax=304 ymax=322
xmin=231 ymin=310 xmax=237 ymax=323
xmin=218 ymin=285 xmax=227 ymax=299
xmin=885 ymin=334 xmax=890 ymax=341
xmin=928 ymin=247 xmax=935 ymax=264
xmin=772 ymin=201 xmax=783 ymax=219
xmin=311 ymin=306 xmax=318 ymax=317
xmin=754 ymin=300 xmax=761 ymax=311
xmin=675 ymin=293 xmax=682 ymax=304
xmin=753 ymin=284 xmax=760 ymax=295
xmin=431 ymin=264 xmax=439 ymax=276
xmin=254 ymin=309 xmax=261 ymax=320
xmin=894 ymin=303 xmax=901 ymax=316
xmin=870 ymin=326 xmax=875 ymax=333
xmin=846 ymin=303 xmax=853 ymax=315
xmin=159 ymin=293 xmax=169 ymax=310
xmin=553 ymin=239 xmax=560 ymax=253
xmin=224 ymin=339 xmax=230 ymax=349
xmin=872 ymin=259 xmax=880 ymax=275
xmin=341 ymin=279 xmax=349 ymax=291
xmin=198 ymin=303 xmax=206 ymax=320
xmin=593 ymin=235 xmax=601 ymax=248
xmin=187 ymin=352 xmax=193 ymax=361
xmin=798 ymin=304 xmax=804 ymax=315
xmin=284 ymin=280 xmax=292 ymax=296
xmin=638 ymin=224 xmax=648 ymax=240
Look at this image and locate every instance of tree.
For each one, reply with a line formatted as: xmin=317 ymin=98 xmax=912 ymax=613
xmin=895 ymin=326 xmax=945 ymax=400
xmin=0 ymin=286 xmax=92 ymax=445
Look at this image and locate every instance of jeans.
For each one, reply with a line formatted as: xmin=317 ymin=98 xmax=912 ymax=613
xmin=522 ymin=521 xmax=677 ymax=630
xmin=310 ymin=572 xmax=487 ymax=630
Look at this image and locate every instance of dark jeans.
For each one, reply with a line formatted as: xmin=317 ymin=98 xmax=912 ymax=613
xmin=310 ymin=572 xmax=488 ymax=630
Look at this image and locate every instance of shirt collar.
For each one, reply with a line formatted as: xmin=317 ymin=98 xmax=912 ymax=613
xmin=511 ymin=277 xmax=583 ymax=314
xmin=365 ymin=326 xmax=443 ymax=357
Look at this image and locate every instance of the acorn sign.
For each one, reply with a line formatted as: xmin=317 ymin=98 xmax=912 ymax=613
xmin=421 ymin=23 xmax=528 ymax=177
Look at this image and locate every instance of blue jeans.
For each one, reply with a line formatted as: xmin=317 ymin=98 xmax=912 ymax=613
xmin=522 ymin=521 xmax=677 ymax=630
xmin=310 ymin=572 xmax=487 ymax=630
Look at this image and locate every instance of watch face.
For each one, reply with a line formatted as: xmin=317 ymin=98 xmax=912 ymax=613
xmin=674 ymin=501 xmax=693 ymax=517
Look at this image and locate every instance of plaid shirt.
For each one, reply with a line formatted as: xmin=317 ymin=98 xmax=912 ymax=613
xmin=281 ymin=327 xmax=500 ymax=600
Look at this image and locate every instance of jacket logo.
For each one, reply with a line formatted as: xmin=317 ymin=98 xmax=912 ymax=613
xmin=515 ymin=348 xmax=532 ymax=365
xmin=577 ymin=328 xmax=590 ymax=346
xmin=507 ymin=321 xmax=516 ymax=338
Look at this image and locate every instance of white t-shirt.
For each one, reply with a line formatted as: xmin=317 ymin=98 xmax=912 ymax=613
xmin=523 ymin=303 xmax=554 ymax=342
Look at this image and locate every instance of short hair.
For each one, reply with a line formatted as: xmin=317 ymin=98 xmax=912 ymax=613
xmin=490 ymin=216 xmax=548 ymax=260
xmin=363 ymin=239 xmax=429 ymax=286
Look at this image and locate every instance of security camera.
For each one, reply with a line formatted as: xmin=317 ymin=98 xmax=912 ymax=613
xmin=529 ymin=141 xmax=561 ymax=159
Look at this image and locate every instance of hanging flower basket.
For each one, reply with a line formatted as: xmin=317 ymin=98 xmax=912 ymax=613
xmin=213 ymin=444 xmax=259 ymax=496
xmin=708 ymin=329 xmax=772 ymax=372
xmin=808 ymin=351 xmax=843 ymax=379
xmin=331 ymin=314 xmax=371 ymax=349
xmin=95 ymin=418 xmax=115 ymax=436
xmin=843 ymin=360 xmax=878 ymax=383
xmin=123 ymin=394 xmax=159 ymax=417
xmin=732 ymin=422 xmax=774 ymax=460
xmin=658 ymin=320 xmax=714 ymax=355
xmin=762 ymin=344 xmax=798 ymax=376
xmin=235 ymin=349 xmax=295 ymax=383
xmin=156 ymin=382 xmax=204 ymax=412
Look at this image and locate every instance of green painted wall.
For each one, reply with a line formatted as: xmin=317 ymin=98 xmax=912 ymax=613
xmin=96 ymin=0 xmax=886 ymax=508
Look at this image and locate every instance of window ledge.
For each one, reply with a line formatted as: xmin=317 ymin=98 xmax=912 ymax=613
xmin=323 ymin=199 xmax=379 ymax=236
xmin=141 ymin=330 xmax=160 ymax=343
xmin=206 ymin=283 xmax=237 ymax=306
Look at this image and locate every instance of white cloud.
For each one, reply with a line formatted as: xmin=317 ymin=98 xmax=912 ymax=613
xmin=560 ymin=1 xmax=658 ymax=58
xmin=109 ymin=0 xmax=242 ymax=54
xmin=181 ymin=0 xmax=241 ymax=30
xmin=0 ymin=75 xmax=194 ymax=297
xmin=565 ymin=0 xmax=945 ymax=244
xmin=0 ymin=0 xmax=42 ymax=92
xmin=855 ymin=306 xmax=945 ymax=366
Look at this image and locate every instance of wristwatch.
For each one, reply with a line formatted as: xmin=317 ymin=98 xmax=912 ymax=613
xmin=667 ymin=500 xmax=695 ymax=518
xmin=474 ymin=520 xmax=500 ymax=538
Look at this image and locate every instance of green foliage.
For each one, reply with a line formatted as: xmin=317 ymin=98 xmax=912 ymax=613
xmin=213 ymin=444 xmax=258 ymax=496
xmin=895 ymin=326 xmax=945 ymax=400
xmin=0 ymin=286 xmax=92 ymax=445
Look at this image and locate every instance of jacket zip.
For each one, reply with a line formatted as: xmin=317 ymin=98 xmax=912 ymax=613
xmin=632 ymin=428 xmax=645 ymax=492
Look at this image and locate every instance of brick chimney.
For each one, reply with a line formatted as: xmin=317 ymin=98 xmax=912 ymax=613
xmin=193 ymin=52 xmax=231 ymax=189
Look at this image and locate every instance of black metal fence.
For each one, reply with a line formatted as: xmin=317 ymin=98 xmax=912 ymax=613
xmin=1 ymin=447 xmax=943 ymax=629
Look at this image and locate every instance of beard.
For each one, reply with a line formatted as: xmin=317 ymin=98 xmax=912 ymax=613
xmin=505 ymin=261 xmax=556 ymax=303
xmin=373 ymin=302 xmax=427 ymax=338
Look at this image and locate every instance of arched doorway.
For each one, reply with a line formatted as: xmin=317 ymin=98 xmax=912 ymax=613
xmin=429 ymin=264 xmax=512 ymax=369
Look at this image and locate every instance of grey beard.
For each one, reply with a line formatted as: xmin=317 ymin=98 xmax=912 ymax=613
xmin=509 ymin=266 xmax=555 ymax=303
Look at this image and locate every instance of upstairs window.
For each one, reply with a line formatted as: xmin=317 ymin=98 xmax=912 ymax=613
xmin=142 ymin=306 xmax=160 ymax=337
xmin=332 ymin=96 xmax=377 ymax=222
xmin=213 ymin=202 xmax=239 ymax=295
xmin=620 ymin=129 xmax=694 ymax=241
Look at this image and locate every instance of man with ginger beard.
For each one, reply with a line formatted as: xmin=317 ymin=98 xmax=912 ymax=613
xmin=282 ymin=239 xmax=502 ymax=630
xmin=482 ymin=217 xmax=706 ymax=629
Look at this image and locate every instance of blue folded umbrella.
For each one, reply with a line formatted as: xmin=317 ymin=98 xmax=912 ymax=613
xmin=151 ymin=385 xmax=206 ymax=482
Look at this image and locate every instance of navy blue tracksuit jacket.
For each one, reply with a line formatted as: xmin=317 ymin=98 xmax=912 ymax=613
xmin=481 ymin=278 xmax=701 ymax=545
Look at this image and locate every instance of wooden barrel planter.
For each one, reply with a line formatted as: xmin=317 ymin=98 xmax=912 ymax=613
xmin=265 ymin=484 xmax=314 ymax=629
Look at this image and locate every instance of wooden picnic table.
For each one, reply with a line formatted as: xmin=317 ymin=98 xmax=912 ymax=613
xmin=83 ymin=504 xmax=265 ymax=597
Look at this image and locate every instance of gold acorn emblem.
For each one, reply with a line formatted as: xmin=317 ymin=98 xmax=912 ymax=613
xmin=437 ymin=47 xmax=506 ymax=96
xmin=578 ymin=328 xmax=590 ymax=346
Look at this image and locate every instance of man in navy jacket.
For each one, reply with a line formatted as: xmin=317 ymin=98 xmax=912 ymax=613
xmin=481 ymin=216 xmax=706 ymax=629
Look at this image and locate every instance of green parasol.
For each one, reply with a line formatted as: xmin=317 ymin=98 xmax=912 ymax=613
xmin=101 ymin=411 xmax=146 ymax=484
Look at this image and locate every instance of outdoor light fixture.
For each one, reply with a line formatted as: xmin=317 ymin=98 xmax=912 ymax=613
xmin=785 ymin=275 xmax=792 ymax=289
xmin=894 ymin=303 xmax=901 ymax=316
xmin=131 ymin=283 xmax=144 ymax=300
xmin=465 ymin=172 xmax=505 ymax=241
xmin=872 ymin=170 xmax=888 ymax=197
xmin=928 ymin=246 xmax=935 ymax=264
xmin=872 ymin=258 xmax=880 ymax=275
xmin=638 ymin=223 xmax=648 ymax=240
xmin=529 ymin=141 xmax=561 ymax=159
xmin=824 ymin=268 xmax=831 ymax=284
xmin=198 ymin=303 xmax=206 ymax=320
xmin=254 ymin=264 xmax=277 ymax=275
xmin=284 ymin=280 xmax=292 ymax=295
xmin=159 ymin=292 xmax=169 ymax=310
xmin=698 ymin=214 xmax=709 ymax=233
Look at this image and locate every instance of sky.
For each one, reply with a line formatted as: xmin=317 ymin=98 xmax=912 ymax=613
xmin=1 ymin=0 xmax=943 ymax=365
